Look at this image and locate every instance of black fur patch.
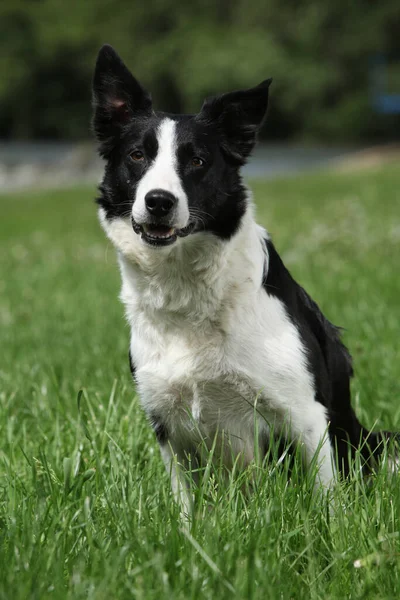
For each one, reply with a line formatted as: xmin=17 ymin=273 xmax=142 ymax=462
xmin=95 ymin=113 xmax=161 ymax=220
xmin=174 ymin=117 xmax=249 ymax=239
xmin=128 ymin=349 xmax=136 ymax=381
xmin=148 ymin=413 xmax=168 ymax=444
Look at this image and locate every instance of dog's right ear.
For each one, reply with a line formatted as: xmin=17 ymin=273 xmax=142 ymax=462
xmin=196 ymin=79 xmax=272 ymax=165
xmin=92 ymin=45 xmax=152 ymax=155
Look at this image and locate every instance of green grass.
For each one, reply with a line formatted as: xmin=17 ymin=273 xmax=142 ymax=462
xmin=1 ymin=165 xmax=400 ymax=599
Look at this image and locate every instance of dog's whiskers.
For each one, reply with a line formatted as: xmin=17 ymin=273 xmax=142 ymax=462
xmin=189 ymin=208 xmax=215 ymax=231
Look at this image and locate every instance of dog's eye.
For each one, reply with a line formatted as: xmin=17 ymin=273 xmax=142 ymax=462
xmin=191 ymin=157 xmax=204 ymax=167
xmin=130 ymin=150 xmax=144 ymax=162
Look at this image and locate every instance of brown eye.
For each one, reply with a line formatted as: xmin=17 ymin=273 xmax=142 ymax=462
xmin=191 ymin=156 xmax=204 ymax=167
xmin=130 ymin=150 xmax=144 ymax=162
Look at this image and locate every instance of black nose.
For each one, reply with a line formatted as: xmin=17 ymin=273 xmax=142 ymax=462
xmin=145 ymin=189 xmax=176 ymax=218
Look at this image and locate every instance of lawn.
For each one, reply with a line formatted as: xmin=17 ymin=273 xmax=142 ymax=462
xmin=1 ymin=164 xmax=399 ymax=599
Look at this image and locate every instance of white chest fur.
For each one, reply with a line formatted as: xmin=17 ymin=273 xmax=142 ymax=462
xmin=105 ymin=208 xmax=331 ymax=478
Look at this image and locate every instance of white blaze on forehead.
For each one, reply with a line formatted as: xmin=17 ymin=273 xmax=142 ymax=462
xmin=132 ymin=118 xmax=189 ymax=228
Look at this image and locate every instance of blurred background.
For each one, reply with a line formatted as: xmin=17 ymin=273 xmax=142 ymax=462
xmin=0 ymin=0 xmax=399 ymax=189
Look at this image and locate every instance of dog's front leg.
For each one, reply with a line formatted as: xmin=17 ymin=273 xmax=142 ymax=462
xmin=299 ymin=425 xmax=334 ymax=489
xmin=272 ymin=399 xmax=335 ymax=490
xmin=159 ymin=442 xmax=194 ymax=520
xmin=287 ymin=407 xmax=335 ymax=489
xmin=147 ymin=412 xmax=194 ymax=518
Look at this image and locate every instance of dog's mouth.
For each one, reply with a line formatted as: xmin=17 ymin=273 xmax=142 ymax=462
xmin=131 ymin=218 xmax=195 ymax=247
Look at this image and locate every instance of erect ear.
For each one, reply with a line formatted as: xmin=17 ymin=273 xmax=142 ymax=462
xmin=196 ymin=79 xmax=272 ymax=164
xmin=92 ymin=45 xmax=152 ymax=155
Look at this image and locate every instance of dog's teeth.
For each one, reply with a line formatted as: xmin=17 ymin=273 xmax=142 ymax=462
xmin=142 ymin=225 xmax=176 ymax=240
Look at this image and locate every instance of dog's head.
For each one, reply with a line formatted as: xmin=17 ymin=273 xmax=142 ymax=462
xmin=93 ymin=45 xmax=271 ymax=249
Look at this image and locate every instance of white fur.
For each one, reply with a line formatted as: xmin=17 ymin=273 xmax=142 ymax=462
xmin=132 ymin=118 xmax=190 ymax=228
xmin=100 ymin=197 xmax=335 ymax=497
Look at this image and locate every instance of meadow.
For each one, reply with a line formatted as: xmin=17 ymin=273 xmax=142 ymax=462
xmin=0 ymin=164 xmax=399 ymax=599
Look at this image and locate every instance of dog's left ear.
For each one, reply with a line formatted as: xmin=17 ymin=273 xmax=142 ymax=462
xmin=92 ymin=45 xmax=152 ymax=156
xmin=196 ymin=79 xmax=272 ymax=164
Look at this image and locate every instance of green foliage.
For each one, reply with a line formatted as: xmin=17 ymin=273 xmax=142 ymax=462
xmin=1 ymin=165 xmax=400 ymax=598
xmin=0 ymin=0 xmax=399 ymax=140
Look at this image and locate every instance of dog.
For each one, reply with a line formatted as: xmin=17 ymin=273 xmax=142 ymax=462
xmin=92 ymin=45 xmax=397 ymax=513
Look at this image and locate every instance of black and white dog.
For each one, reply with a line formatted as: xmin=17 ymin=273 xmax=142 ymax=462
xmin=92 ymin=45 xmax=396 ymax=511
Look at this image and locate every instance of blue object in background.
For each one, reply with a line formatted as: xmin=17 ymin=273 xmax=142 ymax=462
xmin=371 ymin=54 xmax=400 ymax=114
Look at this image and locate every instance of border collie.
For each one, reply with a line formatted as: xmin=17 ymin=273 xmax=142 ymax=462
xmin=92 ymin=45 xmax=397 ymax=512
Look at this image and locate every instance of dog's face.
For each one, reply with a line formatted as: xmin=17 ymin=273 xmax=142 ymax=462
xmin=93 ymin=45 xmax=271 ymax=248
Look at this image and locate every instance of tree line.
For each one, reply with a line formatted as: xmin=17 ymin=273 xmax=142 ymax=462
xmin=0 ymin=0 xmax=399 ymax=141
